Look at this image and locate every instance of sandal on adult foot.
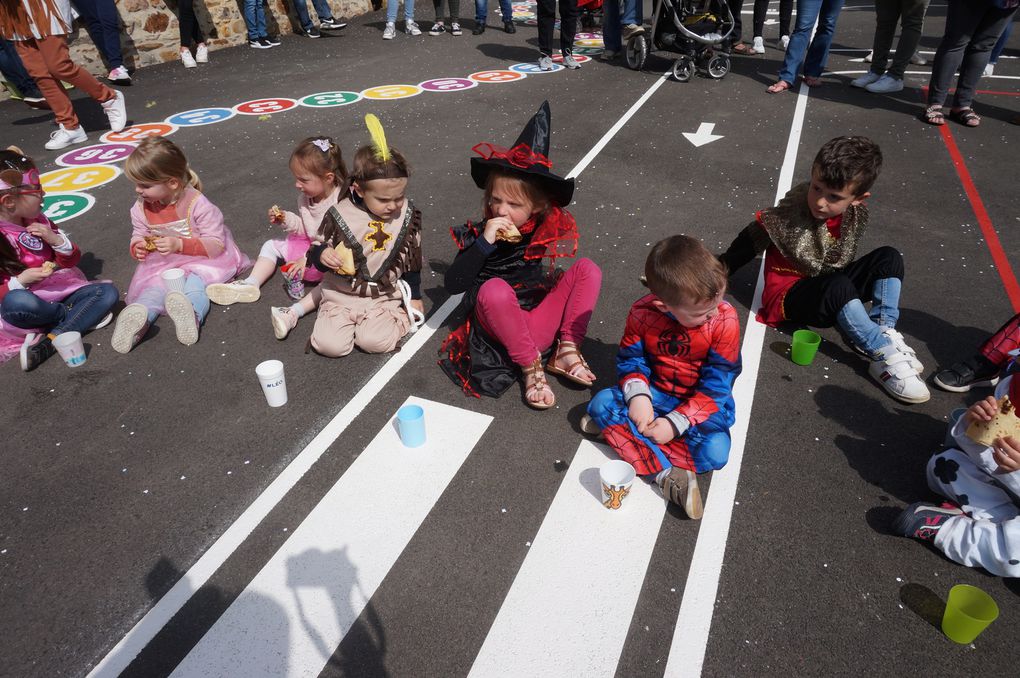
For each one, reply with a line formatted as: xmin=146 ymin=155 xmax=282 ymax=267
xmin=546 ymin=339 xmax=596 ymax=386
xmin=522 ymin=357 xmax=555 ymax=410
xmin=766 ymin=80 xmax=792 ymax=94
xmin=731 ymin=42 xmax=754 ymax=55
xmin=802 ymin=75 xmax=823 ymax=87
xmin=950 ymin=107 xmax=981 ymax=127
xmin=923 ymin=105 xmax=945 ymax=125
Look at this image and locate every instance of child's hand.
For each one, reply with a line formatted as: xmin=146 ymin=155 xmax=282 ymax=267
xmin=319 ymin=247 xmax=342 ymax=270
xmin=483 ymin=217 xmax=514 ymax=244
xmin=966 ymin=396 xmax=999 ymax=424
xmin=131 ymin=240 xmax=149 ymax=260
xmin=993 ymin=436 xmax=1020 ymax=473
xmin=153 ymin=236 xmax=182 ymax=254
xmin=642 ymin=417 xmax=676 ymax=445
xmin=16 ymin=266 xmax=53 ymax=285
xmin=628 ymin=396 xmax=655 ymax=431
xmin=25 ymin=223 xmax=63 ymax=247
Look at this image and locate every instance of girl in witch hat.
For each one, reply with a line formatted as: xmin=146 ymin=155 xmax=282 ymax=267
xmin=440 ymin=101 xmax=602 ymax=409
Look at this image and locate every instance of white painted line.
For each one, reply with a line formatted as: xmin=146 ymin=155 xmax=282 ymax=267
xmin=468 ymin=440 xmax=667 ymax=678
xmin=663 ymin=80 xmax=811 ymax=678
xmin=86 ymin=296 xmax=462 ymax=678
xmin=171 ymin=397 xmax=491 ymax=678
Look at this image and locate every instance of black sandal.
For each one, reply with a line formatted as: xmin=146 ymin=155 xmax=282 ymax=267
xmin=922 ymin=104 xmax=945 ymax=126
xmin=950 ymin=108 xmax=981 ymax=127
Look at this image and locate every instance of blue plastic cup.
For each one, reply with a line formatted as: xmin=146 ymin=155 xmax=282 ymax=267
xmin=397 ymin=405 xmax=426 ymax=447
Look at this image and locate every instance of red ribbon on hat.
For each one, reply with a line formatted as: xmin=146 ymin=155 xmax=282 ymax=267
xmin=472 ymin=142 xmax=552 ymax=170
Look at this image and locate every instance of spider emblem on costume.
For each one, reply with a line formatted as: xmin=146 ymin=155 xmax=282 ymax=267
xmin=657 ymin=327 xmax=691 ymax=358
xmin=365 ymin=220 xmax=392 ymax=252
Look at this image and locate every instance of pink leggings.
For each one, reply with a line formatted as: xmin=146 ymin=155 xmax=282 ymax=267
xmin=473 ymin=257 xmax=602 ymax=366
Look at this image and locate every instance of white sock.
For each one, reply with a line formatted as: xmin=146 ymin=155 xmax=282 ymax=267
xmin=290 ymin=302 xmax=306 ymax=318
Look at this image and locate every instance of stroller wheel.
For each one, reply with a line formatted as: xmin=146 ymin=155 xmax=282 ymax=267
xmin=671 ymin=56 xmax=694 ymax=82
xmin=625 ymin=34 xmax=648 ymax=71
xmin=706 ymin=53 xmax=730 ymax=79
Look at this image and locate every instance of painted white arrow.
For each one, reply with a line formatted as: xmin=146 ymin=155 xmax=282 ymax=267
xmin=764 ymin=18 xmax=778 ymax=25
xmin=683 ymin=122 xmax=724 ymax=147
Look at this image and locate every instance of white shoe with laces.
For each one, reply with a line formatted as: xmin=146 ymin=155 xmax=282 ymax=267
xmin=180 ymin=49 xmax=197 ymax=68
xmin=206 ymin=279 xmax=261 ymax=305
xmin=107 ymin=66 xmax=131 ymax=83
xmin=751 ymin=36 xmax=765 ymax=54
xmin=195 ymin=43 xmax=209 ymax=63
xmin=865 ymin=73 xmax=904 ymax=93
xmin=984 ymin=63 xmax=994 ymax=77
xmin=271 ymin=306 xmax=298 ymax=340
xmin=539 ymin=55 xmax=553 ymax=71
xmin=45 ymin=124 xmax=87 ymax=150
xmin=851 ymin=71 xmax=882 ymax=88
xmin=780 ymin=35 xmax=789 ymax=50
xmin=406 ymin=20 xmax=422 ymax=35
xmin=101 ymin=89 xmax=127 ymax=132
xmin=383 ymin=22 xmax=396 ymax=39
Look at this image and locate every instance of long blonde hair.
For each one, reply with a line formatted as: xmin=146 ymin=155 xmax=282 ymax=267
xmin=124 ymin=137 xmax=202 ymax=197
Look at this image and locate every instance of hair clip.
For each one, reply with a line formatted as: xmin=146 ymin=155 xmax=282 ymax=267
xmin=312 ymin=138 xmax=332 ymax=153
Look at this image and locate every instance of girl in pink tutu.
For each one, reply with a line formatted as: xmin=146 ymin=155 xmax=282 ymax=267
xmin=206 ymin=137 xmax=347 ymax=340
xmin=112 ymin=137 xmax=250 ymax=353
xmin=0 ymin=147 xmax=118 ymax=371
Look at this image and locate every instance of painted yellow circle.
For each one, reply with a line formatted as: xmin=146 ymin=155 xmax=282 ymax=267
xmin=574 ymin=38 xmax=604 ymax=47
xmin=40 ymin=165 xmax=121 ymax=192
xmin=361 ymin=84 xmax=422 ymax=100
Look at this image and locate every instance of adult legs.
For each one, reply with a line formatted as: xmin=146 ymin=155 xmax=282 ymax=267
xmin=927 ymin=0 xmax=989 ymax=106
xmin=474 ymin=0 xmax=488 ymax=24
xmin=243 ymin=0 xmax=269 ymax=39
xmin=869 ymin=0 xmax=902 ymax=76
xmin=778 ymin=0 xmax=825 ymax=84
xmin=0 ymin=39 xmax=42 ymax=98
xmin=292 ymin=0 xmax=315 ymax=31
xmin=178 ymin=0 xmax=206 ymax=47
xmin=73 ymin=0 xmax=125 ymax=70
xmin=990 ymin=19 xmax=1013 ymax=65
xmin=557 ymin=0 xmax=579 ymax=53
xmin=310 ymin=0 xmax=336 ymax=20
xmin=536 ymin=0 xmax=556 ymax=56
xmin=603 ymin=0 xmax=622 ymax=51
xmin=887 ymin=0 xmax=929 ymax=79
xmin=15 ymin=37 xmax=116 ymax=129
xmin=952 ymin=6 xmax=1018 ymax=110
xmin=802 ymin=0 xmax=845 ymax=78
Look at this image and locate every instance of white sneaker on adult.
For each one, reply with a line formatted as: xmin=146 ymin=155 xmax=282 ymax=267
xmin=406 ymin=20 xmax=422 ymax=35
xmin=865 ymin=74 xmax=904 ymax=93
xmin=195 ymin=43 xmax=209 ymax=63
xmin=751 ymin=36 xmax=765 ymax=54
xmin=383 ymin=22 xmax=396 ymax=39
xmin=180 ymin=49 xmax=197 ymax=68
xmin=869 ymin=350 xmax=930 ymax=404
xmin=101 ymin=89 xmax=127 ymax=132
xmin=909 ymin=51 xmax=926 ymax=65
xmin=45 ymin=124 xmax=87 ymax=150
xmin=851 ymin=71 xmax=882 ymax=88
xmin=539 ymin=55 xmax=553 ymax=71
xmin=107 ymin=66 xmax=131 ymax=84
xmin=780 ymin=35 xmax=789 ymax=50
xmin=984 ymin=63 xmax=994 ymax=77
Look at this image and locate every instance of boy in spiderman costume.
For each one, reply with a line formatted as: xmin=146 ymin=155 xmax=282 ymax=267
xmin=584 ymin=235 xmax=742 ymax=519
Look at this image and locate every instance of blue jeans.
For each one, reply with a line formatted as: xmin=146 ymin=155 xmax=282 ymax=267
xmin=243 ymin=0 xmax=268 ymax=39
xmin=474 ymin=0 xmax=512 ymax=24
xmin=388 ymin=0 xmax=416 ymax=22
xmin=293 ymin=0 xmax=334 ymax=30
xmin=778 ymin=0 xmax=845 ymax=83
xmin=991 ymin=18 xmax=1013 ymax=64
xmin=0 ymin=283 xmax=118 ymax=335
xmin=836 ymin=277 xmax=902 ymax=355
xmin=602 ymin=0 xmax=643 ymax=52
xmin=71 ymin=0 xmax=125 ymax=69
xmin=135 ymin=274 xmax=211 ymax=325
xmin=0 ymin=39 xmax=42 ymax=98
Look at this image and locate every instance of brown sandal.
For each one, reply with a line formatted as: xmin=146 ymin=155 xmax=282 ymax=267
xmin=522 ymin=357 xmax=555 ymax=410
xmin=546 ymin=340 xmax=596 ymax=386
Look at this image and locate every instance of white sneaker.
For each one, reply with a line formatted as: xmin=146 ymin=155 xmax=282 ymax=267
xmin=383 ymin=22 xmax=396 ymax=39
xmin=752 ymin=36 xmax=765 ymax=54
xmin=877 ymin=328 xmax=924 ymax=374
xmin=780 ymin=35 xmax=789 ymax=50
xmin=101 ymin=89 xmax=127 ymax=132
xmin=910 ymin=51 xmax=926 ymax=66
xmin=45 ymin=124 xmax=87 ymax=150
xmin=984 ymin=63 xmax=994 ymax=77
xmin=539 ymin=55 xmax=553 ymax=71
xmin=90 ymin=311 xmax=114 ymax=330
xmin=107 ymin=66 xmax=131 ymax=84
xmin=851 ymin=71 xmax=882 ymax=88
xmin=579 ymin=414 xmax=602 ymax=437
xmin=406 ymin=20 xmax=422 ymax=35
xmin=868 ymin=350 xmax=930 ymax=404
xmin=206 ymin=280 xmax=261 ymax=305
xmin=195 ymin=43 xmax=209 ymax=62
xmin=180 ymin=49 xmax=197 ymax=68
xmin=165 ymin=290 xmax=199 ymax=346
xmin=865 ymin=73 xmax=904 ymax=93
xmin=111 ymin=303 xmax=149 ymax=354
xmin=271 ymin=306 xmax=298 ymax=340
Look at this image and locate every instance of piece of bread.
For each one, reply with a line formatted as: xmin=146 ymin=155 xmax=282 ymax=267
xmin=270 ymin=205 xmax=284 ymax=223
xmin=41 ymin=261 xmax=57 ymax=273
xmin=496 ymin=223 xmax=522 ymax=243
xmin=143 ymin=235 xmax=158 ymax=251
xmin=966 ymin=396 xmax=1020 ymax=446
xmin=333 ymin=242 xmax=355 ymax=276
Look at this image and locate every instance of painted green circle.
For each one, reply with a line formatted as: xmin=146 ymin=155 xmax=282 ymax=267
xmin=299 ymin=91 xmax=362 ymax=107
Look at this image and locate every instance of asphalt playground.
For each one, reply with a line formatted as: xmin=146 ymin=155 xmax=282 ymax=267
xmin=2 ymin=1 xmax=1020 ymax=676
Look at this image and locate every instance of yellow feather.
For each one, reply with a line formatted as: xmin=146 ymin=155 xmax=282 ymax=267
xmin=364 ymin=114 xmax=390 ymax=163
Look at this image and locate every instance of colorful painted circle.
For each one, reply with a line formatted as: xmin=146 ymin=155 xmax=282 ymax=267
xmin=524 ymin=18 xmax=538 ymax=25
xmin=166 ymin=108 xmax=236 ymax=127
xmin=574 ymin=32 xmax=601 ymax=40
xmin=574 ymin=37 xmax=604 ymax=47
xmin=40 ymin=165 xmax=121 ymax=192
xmin=55 ymin=143 xmax=136 ymax=168
xmin=469 ymin=70 xmax=527 ymax=83
xmin=552 ymin=54 xmax=592 ymax=64
xmin=419 ymin=77 xmax=478 ymax=92
xmin=510 ymin=62 xmax=565 ymax=74
xmin=299 ymin=91 xmax=362 ymax=107
xmin=42 ymin=192 xmax=95 ymax=224
xmin=234 ymin=98 xmax=299 ymax=115
xmin=361 ymin=85 xmax=423 ymax=100
xmin=100 ymin=122 xmax=178 ymax=144
xmin=573 ymin=46 xmax=604 ymax=55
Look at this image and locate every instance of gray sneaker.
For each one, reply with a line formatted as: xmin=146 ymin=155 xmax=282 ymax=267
xmin=562 ymin=53 xmax=581 ymax=69
xmin=406 ymin=20 xmax=422 ymax=35
xmin=383 ymin=22 xmax=396 ymax=39
xmin=539 ymin=55 xmax=553 ymax=71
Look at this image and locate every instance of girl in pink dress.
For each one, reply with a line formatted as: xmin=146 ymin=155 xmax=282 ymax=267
xmin=0 ymin=147 xmax=117 ymax=371
xmin=206 ymin=136 xmax=347 ymax=341
xmin=111 ymin=137 xmax=250 ymax=354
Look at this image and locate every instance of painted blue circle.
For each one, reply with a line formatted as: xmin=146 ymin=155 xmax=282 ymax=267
xmin=165 ymin=108 xmax=236 ymax=127
xmin=510 ymin=62 xmax=565 ymax=74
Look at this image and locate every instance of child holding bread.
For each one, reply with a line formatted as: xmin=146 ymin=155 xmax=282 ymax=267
xmin=206 ymin=137 xmax=346 ymax=340
xmin=895 ymin=374 xmax=1020 ymax=577
xmin=300 ymin=115 xmax=424 ymax=358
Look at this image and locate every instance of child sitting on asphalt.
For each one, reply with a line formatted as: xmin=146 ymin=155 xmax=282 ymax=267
xmin=895 ymin=374 xmax=1020 ymax=578
xmin=719 ymin=136 xmax=929 ymax=404
xmin=932 ymin=312 xmax=1020 ymax=392
xmin=583 ymin=235 xmax=742 ymax=519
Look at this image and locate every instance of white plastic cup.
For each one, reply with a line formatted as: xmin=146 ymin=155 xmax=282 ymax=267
xmin=161 ymin=268 xmax=186 ymax=292
xmin=255 ymin=359 xmax=287 ymax=407
xmin=396 ymin=404 xmax=426 ymax=447
xmin=52 ymin=331 xmax=86 ymax=367
xmin=599 ymin=459 xmax=636 ymax=510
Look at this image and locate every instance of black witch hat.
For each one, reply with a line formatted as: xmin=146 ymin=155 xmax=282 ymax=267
xmin=470 ymin=100 xmax=575 ymax=208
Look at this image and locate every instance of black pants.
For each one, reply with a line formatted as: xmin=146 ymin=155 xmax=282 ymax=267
xmin=783 ymin=246 xmax=904 ymax=327
xmin=753 ymin=0 xmax=792 ymax=37
xmin=726 ymin=0 xmax=743 ymax=41
xmin=538 ymin=0 xmax=579 ymax=56
xmin=179 ymin=0 xmax=205 ymax=46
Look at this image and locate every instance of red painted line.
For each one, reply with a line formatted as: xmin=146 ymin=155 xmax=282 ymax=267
xmin=937 ymin=123 xmax=1020 ymax=312
xmin=972 ymin=89 xmax=1020 ymax=97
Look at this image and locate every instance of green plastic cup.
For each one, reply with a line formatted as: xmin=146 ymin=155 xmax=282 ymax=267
xmin=942 ymin=584 xmax=999 ymax=644
xmin=790 ymin=329 xmax=822 ymax=366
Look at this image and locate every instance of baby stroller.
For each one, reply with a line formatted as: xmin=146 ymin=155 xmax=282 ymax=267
xmin=624 ymin=0 xmax=734 ymax=81
xmin=579 ymin=0 xmax=602 ymax=29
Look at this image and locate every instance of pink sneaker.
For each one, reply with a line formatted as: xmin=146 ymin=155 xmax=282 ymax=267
xmin=271 ymin=306 xmax=298 ymax=340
